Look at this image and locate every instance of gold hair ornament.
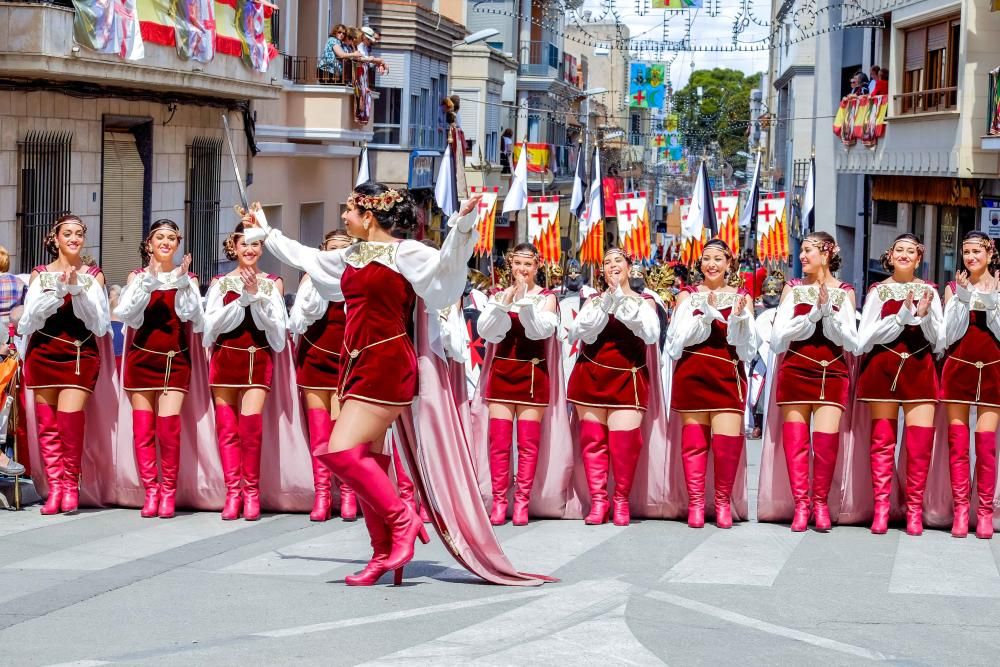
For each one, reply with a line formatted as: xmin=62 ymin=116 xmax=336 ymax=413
xmin=348 ymin=189 xmax=404 ymax=212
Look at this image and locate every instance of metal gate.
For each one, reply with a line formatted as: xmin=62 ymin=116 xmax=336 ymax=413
xmin=16 ymin=131 xmax=72 ymax=272
xmin=184 ymin=137 xmax=223 ymax=284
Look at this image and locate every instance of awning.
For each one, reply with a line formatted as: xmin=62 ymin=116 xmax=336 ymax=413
xmin=871 ymin=175 xmax=978 ymax=208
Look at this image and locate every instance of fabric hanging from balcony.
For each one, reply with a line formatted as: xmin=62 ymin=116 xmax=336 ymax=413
xmin=72 ymin=0 xmax=144 ymax=61
xmin=871 ymin=176 xmax=978 ymax=208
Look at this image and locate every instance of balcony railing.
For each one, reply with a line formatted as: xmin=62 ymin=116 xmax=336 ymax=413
xmin=895 ymin=86 xmax=958 ymax=115
xmin=407 ymin=125 xmax=446 ymax=151
xmin=518 ymin=40 xmax=562 ymax=78
xmin=281 ymin=54 xmax=356 ymax=86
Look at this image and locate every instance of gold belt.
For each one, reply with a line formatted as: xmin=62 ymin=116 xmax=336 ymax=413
xmin=581 ymin=353 xmax=645 ymax=407
xmin=878 ymin=344 xmax=930 ymax=393
xmin=495 ymin=355 xmax=544 ymax=399
xmin=132 ymin=344 xmax=187 ymax=394
xmin=339 ymin=332 xmax=408 ymax=395
xmin=37 ymin=331 xmax=94 ymax=375
xmin=220 ymin=343 xmax=270 ymax=385
xmin=303 ymin=335 xmax=342 ymax=357
xmin=686 ymin=350 xmax=744 ymax=402
xmin=788 ymin=350 xmax=844 ymax=402
xmin=950 ymin=354 xmax=1000 ymax=404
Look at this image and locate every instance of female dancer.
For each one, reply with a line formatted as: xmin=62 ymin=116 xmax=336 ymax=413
xmin=290 ymin=229 xmax=357 ymax=522
xmin=667 ymin=240 xmax=758 ymax=529
xmin=566 ymin=248 xmax=660 ymax=526
xmin=244 ymin=184 xmax=502 ymax=585
xmin=18 ymin=215 xmax=110 ymax=514
xmin=942 ymin=231 xmax=1000 ymax=539
xmin=114 ymin=220 xmax=205 ymax=518
xmin=768 ymin=232 xmax=858 ymax=532
xmin=856 ymin=234 xmax=943 ymax=535
xmin=477 ymin=243 xmax=559 ymax=526
xmin=203 ymin=222 xmax=287 ymax=521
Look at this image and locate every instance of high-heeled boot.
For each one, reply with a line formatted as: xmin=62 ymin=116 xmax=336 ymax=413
xmin=512 ymin=419 xmax=541 ymax=526
xmin=681 ymin=423 xmax=710 ymax=528
xmin=317 ymin=444 xmax=428 ymax=572
xmin=904 ymin=425 xmax=934 ymax=536
xmin=394 ymin=443 xmax=419 ymax=517
xmin=869 ymin=419 xmax=896 ymax=534
xmin=239 ymin=413 xmax=264 ymax=521
xmin=306 ymin=409 xmax=333 ymax=522
xmin=36 ymin=403 xmax=64 ymax=515
xmin=339 ymin=481 xmax=358 ymax=521
xmin=345 ymin=452 xmax=401 ymax=586
xmin=948 ymin=423 xmax=971 ymax=538
xmin=782 ymin=421 xmax=811 ymax=532
xmin=712 ymin=434 xmax=744 ymax=529
xmin=487 ymin=418 xmax=513 ymax=525
xmin=975 ymin=431 xmax=997 ymax=540
xmin=57 ymin=410 xmax=85 ymax=514
xmin=215 ymin=404 xmax=243 ymax=520
xmin=580 ymin=420 xmax=610 ymax=525
xmin=132 ymin=410 xmax=159 ymax=518
xmin=811 ymin=431 xmax=840 ymax=532
xmin=157 ymin=414 xmax=181 ymax=518
xmin=609 ymin=428 xmax=643 ymax=526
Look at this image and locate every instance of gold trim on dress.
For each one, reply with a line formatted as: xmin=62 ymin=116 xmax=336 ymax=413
xmin=877 ymin=343 xmax=930 ymax=392
xmin=792 ymin=285 xmax=847 ymax=309
xmin=218 ymin=275 xmax=275 ymax=297
xmin=38 ymin=272 xmax=95 ymax=292
xmin=36 ymin=331 xmax=94 ymax=375
xmin=579 ymin=353 xmax=646 ymax=407
xmin=346 ymin=242 xmax=398 ymax=269
xmin=683 ymin=349 xmax=746 ymax=402
xmin=876 ymin=282 xmax=933 ymax=303
xmin=219 ymin=343 xmax=270 ymax=385
xmin=947 ymin=354 xmax=1000 ymax=404
xmin=494 ymin=355 xmax=545 ymax=399
xmin=787 ymin=350 xmax=844 ymax=402
xmin=338 ymin=332 xmax=409 ymax=396
xmin=688 ymin=290 xmax=740 ymax=310
xmin=131 ymin=343 xmax=187 ymax=394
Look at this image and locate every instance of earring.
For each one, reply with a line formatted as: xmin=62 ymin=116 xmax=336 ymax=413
xmin=363 ymin=220 xmax=370 ymax=232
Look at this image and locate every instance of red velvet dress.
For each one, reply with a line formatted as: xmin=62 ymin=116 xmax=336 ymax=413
xmin=338 ymin=261 xmax=417 ymax=405
xmin=24 ymin=265 xmax=104 ymax=392
xmin=941 ymin=282 xmax=1000 ymax=407
xmin=209 ymin=275 xmax=278 ymax=390
xmin=776 ymin=281 xmax=854 ymax=410
xmin=296 ymin=301 xmax=346 ymax=391
xmin=567 ymin=311 xmax=650 ymax=410
xmin=483 ymin=301 xmax=552 ymax=407
xmin=122 ymin=273 xmax=196 ymax=393
xmin=671 ymin=288 xmax=749 ymax=413
xmin=857 ymin=283 xmax=939 ymax=403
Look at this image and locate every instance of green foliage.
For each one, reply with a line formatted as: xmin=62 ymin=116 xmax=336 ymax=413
xmin=674 ymin=68 xmax=761 ymax=168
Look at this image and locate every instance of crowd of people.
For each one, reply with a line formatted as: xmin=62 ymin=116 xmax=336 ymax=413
xmin=850 ymin=65 xmax=888 ymax=97
xmin=2 ymin=182 xmax=999 ymax=587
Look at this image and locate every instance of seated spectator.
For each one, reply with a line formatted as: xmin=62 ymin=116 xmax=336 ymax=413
xmin=873 ymin=68 xmax=888 ymax=96
xmin=0 ymin=245 xmax=26 ymax=333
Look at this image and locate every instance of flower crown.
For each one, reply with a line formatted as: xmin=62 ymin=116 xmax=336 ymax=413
xmin=804 ymin=238 xmax=841 ymax=256
xmin=889 ymin=238 xmax=924 ymax=255
xmin=963 ymin=236 xmax=996 ymax=254
xmin=604 ymin=247 xmax=635 ymax=263
xmin=348 ymin=189 xmax=404 ymax=212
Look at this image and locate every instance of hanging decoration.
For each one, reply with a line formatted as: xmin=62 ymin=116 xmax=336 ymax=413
xmin=615 ymin=192 xmax=652 ymax=260
xmin=712 ymin=190 xmax=741 ymax=255
xmin=73 ymin=0 xmax=145 ymax=61
xmin=527 ymin=196 xmax=562 ymax=265
xmin=756 ymin=192 xmax=789 ymax=264
xmin=628 ymin=62 xmax=666 ymax=109
xmin=471 ymin=186 xmax=499 ymax=258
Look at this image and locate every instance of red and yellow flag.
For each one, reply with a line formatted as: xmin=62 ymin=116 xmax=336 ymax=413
xmin=511 ymin=144 xmax=551 ymax=174
xmin=712 ymin=190 xmax=741 ymax=255
xmin=756 ymin=192 xmax=789 ymax=263
xmin=470 ymin=186 xmax=499 ymax=257
xmin=527 ymin=196 xmax=561 ymax=265
xmin=615 ymin=192 xmax=651 ymax=260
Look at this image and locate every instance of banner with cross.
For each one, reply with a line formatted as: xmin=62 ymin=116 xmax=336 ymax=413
xmin=615 ymin=192 xmax=651 ymax=261
xmin=756 ymin=192 xmax=789 ymax=264
xmin=527 ymin=195 xmax=561 ymax=265
xmin=712 ymin=190 xmax=741 ymax=255
xmin=676 ymin=197 xmax=703 ymax=265
xmin=470 ymin=186 xmax=499 ymax=257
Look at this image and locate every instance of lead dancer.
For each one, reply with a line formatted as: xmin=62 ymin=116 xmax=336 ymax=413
xmin=941 ymin=231 xmax=1000 ymax=539
xmin=290 ymin=230 xmax=358 ymax=522
xmin=763 ymin=232 xmax=859 ymax=532
xmin=244 ymin=184 xmax=549 ymax=586
xmin=667 ymin=240 xmax=758 ymax=529
xmin=566 ymin=248 xmax=660 ymax=526
xmin=115 ymin=220 xmax=205 ymax=518
xmin=856 ymin=234 xmax=943 ymax=535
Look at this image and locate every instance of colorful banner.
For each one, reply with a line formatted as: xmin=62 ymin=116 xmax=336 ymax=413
xmin=676 ymin=198 xmax=703 ymax=265
xmin=527 ymin=196 xmax=561 ymax=265
xmin=471 ymin=186 xmax=499 ymax=257
xmin=652 ymin=0 xmax=702 ymax=7
xmin=73 ymin=0 xmax=145 ymax=60
xmin=580 ymin=221 xmax=604 ymax=265
xmin=833 ymin=95 xmax=888 ymax=147
xmin=615 ymin=192 xmax=651 ymax=261
xmin=511 ymin=143 xmax=551 ymax=174
xmin=756 ymin=192 xmax=789 ymax=264
xmin=712 ymin=191 xmax=741 ymax=255
xmin=136 ymin=0 xmax=276 ymax=65
xmin=629 ymin=63 xmax=666 ymax=109
xmin=602 ymin=177 xmax=622 ymax=218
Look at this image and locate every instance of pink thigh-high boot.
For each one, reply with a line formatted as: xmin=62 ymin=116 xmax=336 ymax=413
xmin=975 ymin=431 xmax=997 ymax=540
xmin=903 ymin=425 xmax=935 ymax=536
xmin=869 ymin=419 xmax=896 ymax=534
xmin=345 ymin=451 xmax=396 ymax=586
xmin=512 ymin=419 xmax=542 ymax=526
xmin=948 ymin=423 xmax=971 ymax=538
xmin=156 ymin=414 xmax=182 ymax=518
xmin=681 ymin=423 xmax=711 ymax=528
xmin=57 ymin=410 xmax=86 ymax=514
xmin=487 ymin=418 xmax=513 ymax=525
xmin=239 ymin=413 xmax=264 ymax=521
xmin=609 ymin=428 xmax=643 ymax=526
xmin=711 ymin=433 xmax=744 ymax=529
xmin=580 ymin=420 xmax=610 ymax=525
xmin=215 ymin=404 xmax=243 ymax=520
xmin=782 ymin=421 xmax=811 ymax=532
xmin=132 ymin=409 xmax=159 ymax=518
xmin=36 ymin=403 xmax=64 ymax=515
xmin=306 ymin=409 xmax=334 ymax=522
xmin=393 ymin=443 xmax=421 ymax=518
xmin=811 ymin=431 xmax=840 ymax=532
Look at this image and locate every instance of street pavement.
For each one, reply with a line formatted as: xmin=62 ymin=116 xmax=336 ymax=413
xmin=2 ymin=440 xmax=1000 ymax=666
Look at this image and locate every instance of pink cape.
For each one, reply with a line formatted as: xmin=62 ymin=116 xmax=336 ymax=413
xmin=469 ymin=337 xmax=585 ymax=519
xmin=25 ymin=335 xmax=120 ymax=507
xmin=393 ymin=300 xmax=554 ymax=585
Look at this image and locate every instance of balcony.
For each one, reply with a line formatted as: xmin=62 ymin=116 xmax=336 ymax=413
xmin=517 ymin=41 xmax=579 ymax=97
xmin=282 ymin=55 xmax=356 ymax=87
xmin=983 ymin=67 xmax=1000 ymax=151
xmin=407 ymin=125 xmax=446 ymax=151
xmin=0 ymin=0 xmax=280 ymax=101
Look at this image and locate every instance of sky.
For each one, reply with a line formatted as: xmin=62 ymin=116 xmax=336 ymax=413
xmin=569 ymin=0 xmax=773 ymax=89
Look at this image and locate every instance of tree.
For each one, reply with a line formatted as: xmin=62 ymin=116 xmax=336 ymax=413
xmin=674 ymin=68 xmax=761 ymax=174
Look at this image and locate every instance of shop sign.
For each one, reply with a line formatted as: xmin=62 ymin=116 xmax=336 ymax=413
xmin=981 ymin=198 xmax=1000 ymax=239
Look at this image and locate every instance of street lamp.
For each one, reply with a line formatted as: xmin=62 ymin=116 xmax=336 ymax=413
xmin=456 ymin=29 xmax=500 ymax=46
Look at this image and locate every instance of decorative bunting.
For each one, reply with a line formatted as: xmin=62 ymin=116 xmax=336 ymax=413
xmin=471 ymin=186 xmax=499 ymax=257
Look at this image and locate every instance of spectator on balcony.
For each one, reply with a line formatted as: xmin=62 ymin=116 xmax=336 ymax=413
xmin=359 ymin=27 xmax=388 ymax=75
xmin=867 ymin=66 xmax=881 ymax=94
xmin=500 ymin=128 xmax=513 ymax=173
xmin=849 ymin=73 xmax=868 ymax=97
xmin=873 ymin=68 xmax=888 ymax=96
xmin=319 ymin=24 xmax=375 ymax=83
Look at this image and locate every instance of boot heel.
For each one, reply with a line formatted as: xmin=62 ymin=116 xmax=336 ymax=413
xmin=393 ymin=567 xmax=404 ymax=586
xmin=418 ymin=525 xmax=430 ymax=544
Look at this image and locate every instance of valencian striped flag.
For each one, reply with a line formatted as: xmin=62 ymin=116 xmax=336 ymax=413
xmin=615 ymin=192 xmax=651 ymax=260
xmin=680 ymin=160 xmax=716 ymax=266
xmin=756 ymin=192 xmax=789 ymax=263
xmin=470 ymin=186 xmax=499 ymax=257
xmin=712 ymin=190 xmax=741 ymax=254
xmin=579 ymin=146 xmax=605 ymax=265
xmin=527 ymin=196 xmax=561 ymax=265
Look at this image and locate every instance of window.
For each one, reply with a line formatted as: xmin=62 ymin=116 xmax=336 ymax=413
xmin=16 ymin=131 xmax=72 ymax=272
xmin=901 ymin=15 xmax=960 ymax=114
xmin=409 ymin=93 xmax=419 ymax=146
xmin=184 ymin=137 xmax=222 ymax=284
xmin=373 ymin=86 xmax=402 ymax=144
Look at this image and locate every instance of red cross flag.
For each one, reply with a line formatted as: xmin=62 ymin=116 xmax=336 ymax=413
xmin=527 ymin=195 xmax=561 ymax=265
xmin=470 ymin=186 xmax=499 ymax=257
xmin=756 ymin=192 xmax=789 ymax=264
xmin=712 ymin=191 xmax=741 ymax=255
xmin=615 ymin=192 xmax=651 ymax=260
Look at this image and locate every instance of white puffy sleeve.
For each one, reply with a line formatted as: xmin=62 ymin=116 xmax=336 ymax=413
xmin=17 ymin=275 xmax=66 ymax=337
xmin=612 ymin=293 xmax=660 ymax=346
xmin=202 ymin=282 xmax=247 ymax=347
xmin=664 ymin=293 xmax=723 ymax=360
xmin=518 ymin=294 xmax=559 ymax=340
xmin=395 ymin=209 xmax=479 ymax=312
xmin=246 ymin=210 xmax=348 ymax=300
xmin=982 ymin=289 xmax=1000 ymax=342
xmin=567 ymin=296 xmax=609 ymax=345
xmin=174 ymin=273 xmax=205 ymax=333
xmin=822 ymin=290 xmax=859 ymax=353
xmin=246 ymin=280 xmax=288 ymax=352
xmin=289 ymin=276 xmax=328 ymax=336
xmin=477 ymin=295 xmax=513 ymax=344
xmin=69 ymin=275 xmax=111 ymax=337
xmin=856 ymin=288 xmax=899 ymax=354
xmin=770 ymin=289 xmax=821 ymax=355
xmin=943 ymin=284 xmax=972 ymax=347
xmin=922 ymin=289 xmax=946 ymax=353
xmin=440 ymin=304 xmax=470 ymax=362
xmin=727 ymin=303 xmax=759 ymax=363
xmin=114 ymin=271 xmax=159 ymax=329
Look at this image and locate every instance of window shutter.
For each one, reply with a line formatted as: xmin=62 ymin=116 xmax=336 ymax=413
xmin=927 ymin=22 xmax=948 ymax=51
xmin=101 ymin=132 xmax=144 ymax=286
xmin=905 ymin=28 xmax=926 ymax=71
